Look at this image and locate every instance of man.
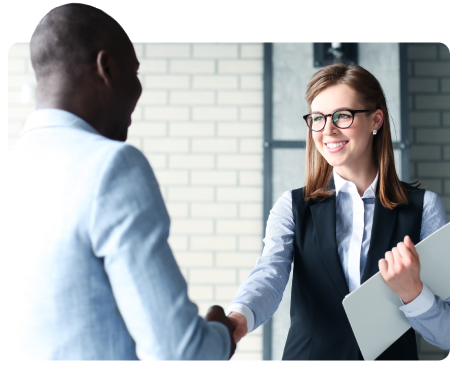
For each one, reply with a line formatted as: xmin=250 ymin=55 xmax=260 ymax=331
xmin=5 ymin=3 xmax=235 ymax=360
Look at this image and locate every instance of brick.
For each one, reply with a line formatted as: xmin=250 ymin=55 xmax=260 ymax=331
xmin=407 ymin=44 xmax=437 ymax=60
xmin=144 ymin=106 xmax=190 ymax=120
xmin=128 ymin=122 xmax=167 ymax=136
xmin=238 ymin=236 xmax=263 ymax=251
xmin=218 ymin=91 xmax=262 ymax=105
xmin=217 ymin=122 xmax=262 ymax=137
xmin=240 ymin=107 xmax=263 ymax=121
xmin=240 ymin=75 xmax=263 ymax=89
xmin=159 ymin=186 xmax=167 ymax=199
xmin=417 ymin=162 xmax=450 ymax=178
xmin=8 ymin=105 xmax=35 ymax=120
xmin=440 ymin=78 xmax=450 ymax=93
xmin=216 ymin=252 xmax=260 ymax=267
xmin=168 ymin=187 xmax=215 ymax=201
xmin=419 ymin=179 xmax=442 ymax=195
xmin=240 ymin=139 xmax=263 ymax=153
xmin=26 ymin=60 xmax=34 ymax=73
xmin=169 ymin=154 xmax=215 ymax=169
xmin=191 ymin=171 xmax=237 ymax=185
xmin=443 ymin=145 xmax=450 ymax=160
xmin=192 ymin=106 xmax=238 ymax=121
xmin=442 ymin=112 xmax=450 ymax=127
xmin=133 ymin=44 xmax=144 ymax=59
xmin=415 ymin=95 xmax=450 ymax=110
xmin=8 ymin=43 xmax=30 ymax=57
xmin=155 ymin=170 xmax=189 ymax=185
xmin=145 ymin=153 xmax=167 ymax=168
xmin=145 ymin=75 xmax=190 ymax=89
xmin=189 ymin=269 xmax=236 ymax=284
xmin=239 ymin=171 xmax=263 ymax=186
xmin=146 ymin=44 xmax=191 ymax=58
xmin=188 ymin=285 xmax=214 ymax=300
xmin=408 ymin=61 xmax=412 ymax=76
xmin=196 ymin=301 xmax=229 ymax=317
xmin=170 ymin=91 xmax=215 ymax=105
xmin=410 ymin=146 xmax=441 ymax=160
xmin=8 ymin=74 xmax=36 ymax=88
xmin=170 ymin=60 xmax=215 ymax=73
xmin=217 ymin=187 xmax=262 ymax=202
xmin=443 ymin=179 xmax=450 ymax=195
xmin=144 ymin=138 xmax=189 ymax=153
xmin=408 ymin=78 xmax=438 ymax=93
xmin=415 ymin=129 xmax=449 ymax=144
xmin=191 ymin=138 xmax=238 ymax=153
xmin=193 ymin=75 xmax=238 ymax=89
xmin=216 ymin=220 xmax=262 ymax=235
xmin=164 ymin=202 xmax=189 ymax=217
xmin=170 ymin=219 xmax=214 ymax=234
xmin=408 ymin=112 xmax=440 ymax=127
xmin=174 ymin=252 xmax=214 ymax=267
xmin=190 ymin=236 xmax=237 ymax=251
xmin=239 ymin=203 xmax=263 ymax=218
xmin=408 ymin=95 xmax=414 ymax=111
xmin=8 ymin=90 xmax=21 ymax=105
xmin=8 ymin=58 xmax=26 ymax=73
xmin=441 ymin=196 xmax=450 ymax=213
xmin=190 ymin=203 xmax=238 ymax=218
xmin=236 ymin=334 xmax=261 ymax=352
xmin=215 ymin=285 xmax=241 ymax=301
xmin=169 ymin=122 xmax=215 ymax=136
xmin=139 ymin=59 xmax=167 ymax=73
xmin=241 ymin=44 xmax=263 ymax=58
xmin=193 ymin=44 xmax=238 ymax=58
xmin=238 ymin=268 xmax=253 ymax=282
xmin=219 ymin=60 xmax=263 ymax=74
xmin=438 ymin=43 xmax=450 ymax=60
xmin=125 ymin=137 xmax=142 ymax=150
xmin=217 ymin=155 xmax=263 ymax=169
xmin=8 ymin=122 xmax=24 ymax=135
xmin=131 ymin=106 xmax=142 ymax=121
xmin=168 ymin=235 xmax=188 ymax=251
xmin=414 ymin=62 xmax=449 ymax=76
xmin=137 ymin=90 xmax=167 ymax=105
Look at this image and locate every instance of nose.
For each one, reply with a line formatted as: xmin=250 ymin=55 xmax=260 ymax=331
xmin=323 ymin=115 xmax=338 ymax=135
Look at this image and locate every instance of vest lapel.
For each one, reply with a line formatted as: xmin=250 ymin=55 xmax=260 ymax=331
xmin=310 ymin=195 xmax=350 ymax=297
xmin=361 ymin=198 xmax=398 ymax=283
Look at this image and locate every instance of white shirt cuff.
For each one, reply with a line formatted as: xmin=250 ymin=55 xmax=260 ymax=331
xmin=399 ymin=283 xmax=435 ymax=317
xmin=226 ymin=303 xmax=255 ymax=333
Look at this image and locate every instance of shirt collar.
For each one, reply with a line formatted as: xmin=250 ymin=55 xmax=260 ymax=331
xmin=333 ymin=169 xmax=379 ymax=199
xmin=20 ymin=108 xmax=99 ymax=137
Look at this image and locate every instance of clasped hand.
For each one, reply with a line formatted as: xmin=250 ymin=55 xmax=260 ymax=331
xmin=379 ymin=235 xmax=423 ymax=304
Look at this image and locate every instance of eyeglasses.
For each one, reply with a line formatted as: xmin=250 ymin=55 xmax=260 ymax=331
xmin=303 ymin=109 xmax=371 ymax=132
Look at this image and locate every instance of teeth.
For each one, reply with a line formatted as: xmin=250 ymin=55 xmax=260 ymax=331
xmin=326 ymin=141 xmax=347 ymax=149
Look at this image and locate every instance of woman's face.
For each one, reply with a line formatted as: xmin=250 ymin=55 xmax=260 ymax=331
xmin=310 ymin=83 xmax=382 ymax=176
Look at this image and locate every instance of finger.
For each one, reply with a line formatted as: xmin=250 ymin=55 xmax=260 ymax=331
xmin=403 ymin=235 xmax=418 ymax=257
xmin=396 ymin=242 xmax=411 ymax=259
xmin=378 ymin=258 xmax=388 ymax=276
xmin=391 ymin=246 xmax=403 ymax=265
xmin=384 ymin=250 xmax=395 ymax=271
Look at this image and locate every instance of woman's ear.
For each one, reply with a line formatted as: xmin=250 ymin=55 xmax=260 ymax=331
xmin=96 ymin=50 xmax=111 ymax=86
xmin=373 ymin=109 xmax=384 ymax=131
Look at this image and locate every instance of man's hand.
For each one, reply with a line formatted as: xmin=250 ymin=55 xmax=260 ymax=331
xmin=228 ymin=312 xmax=248 ymax=343
xmin=379 ymin=235 xmax=423 ymax=304
xmin=205 ymin=305 xmax=236 ymax=359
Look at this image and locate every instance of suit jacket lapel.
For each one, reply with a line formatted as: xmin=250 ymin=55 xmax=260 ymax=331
xmin=361 ymin=197 xmax=398 ymax=283
xmin=310 ymin=195 xmax=350 ymax=297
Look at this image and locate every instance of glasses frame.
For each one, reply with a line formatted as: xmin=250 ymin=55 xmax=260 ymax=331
xmin=303 ymin=109 xmax=371 ymax=132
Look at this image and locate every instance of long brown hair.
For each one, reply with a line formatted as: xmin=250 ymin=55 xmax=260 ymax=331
xmin=304 ymin=63 xmax=408 ymax=209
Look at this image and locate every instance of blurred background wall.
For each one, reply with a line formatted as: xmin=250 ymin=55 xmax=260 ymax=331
xmin=8 ymin=42 xmax=449 ymax=360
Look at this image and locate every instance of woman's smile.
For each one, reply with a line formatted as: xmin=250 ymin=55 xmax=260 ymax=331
xmin=324 ymin=140 xmax=349 ymax=152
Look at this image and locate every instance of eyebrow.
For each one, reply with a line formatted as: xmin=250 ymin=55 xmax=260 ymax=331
xmin=311 ymin=107 xmax=352 ymax=114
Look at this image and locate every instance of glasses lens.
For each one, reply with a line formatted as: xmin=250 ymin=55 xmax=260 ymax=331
xmin=333 ymin=110 xmax=353 ymax=128
xmin=307 ymin=113 xmax=325 ymax=131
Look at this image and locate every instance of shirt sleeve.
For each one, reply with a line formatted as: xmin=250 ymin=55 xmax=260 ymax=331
xmin=227 ymin=190 xmax=295 ymax=332
xmin=89 ymin=144 xmax=230 ymax=360
xmin=398 ymin=190 xmax=450 ymax=350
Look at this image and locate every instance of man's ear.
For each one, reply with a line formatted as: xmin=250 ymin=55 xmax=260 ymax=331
xmin=96 ymin=50 xmax=111 ymax=86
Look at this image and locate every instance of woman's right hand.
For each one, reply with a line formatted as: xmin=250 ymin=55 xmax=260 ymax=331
xmin=228 ymin=312 xmax=248 ymax=343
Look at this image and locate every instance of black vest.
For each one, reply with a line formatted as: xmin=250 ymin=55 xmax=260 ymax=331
xmin=282 ymin=181 xmax=425 ymax=360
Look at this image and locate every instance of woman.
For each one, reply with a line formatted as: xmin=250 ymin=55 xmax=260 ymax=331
xmin=226 ymin=64 xmax=449 ymax=360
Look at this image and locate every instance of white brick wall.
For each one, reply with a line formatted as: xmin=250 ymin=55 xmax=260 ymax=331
xmin=8 ymin=43 xmax=264 ymax=360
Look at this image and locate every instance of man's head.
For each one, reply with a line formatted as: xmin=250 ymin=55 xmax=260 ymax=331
xmin=31 ymin=3 xmax=142 ymax=141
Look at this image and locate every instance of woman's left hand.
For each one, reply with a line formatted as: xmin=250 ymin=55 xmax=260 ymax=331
xmin=379 ymin=235 xmax=423 ymax=304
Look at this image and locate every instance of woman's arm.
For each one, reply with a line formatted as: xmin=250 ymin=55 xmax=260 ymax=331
xmin=227 ymin=190 xmax=295 ymax=338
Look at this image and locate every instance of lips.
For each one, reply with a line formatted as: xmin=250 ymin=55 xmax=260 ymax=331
xmin=324 ymin=140 xmax=349 ymax=152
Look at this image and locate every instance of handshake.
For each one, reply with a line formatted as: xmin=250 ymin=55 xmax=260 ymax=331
xmin=205 ymin=306 xmax=248 ymax=359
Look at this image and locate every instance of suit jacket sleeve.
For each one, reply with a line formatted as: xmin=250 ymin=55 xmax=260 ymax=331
xmin=88 ymin=144 xmax=230 ymax=360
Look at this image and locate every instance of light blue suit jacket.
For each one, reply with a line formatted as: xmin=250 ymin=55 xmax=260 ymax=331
xmin=5 ymin=109 xmax=230 ymax=360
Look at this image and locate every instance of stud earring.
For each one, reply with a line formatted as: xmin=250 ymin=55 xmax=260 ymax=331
xmin=373 ymin=129 xmax=377 ymax=135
